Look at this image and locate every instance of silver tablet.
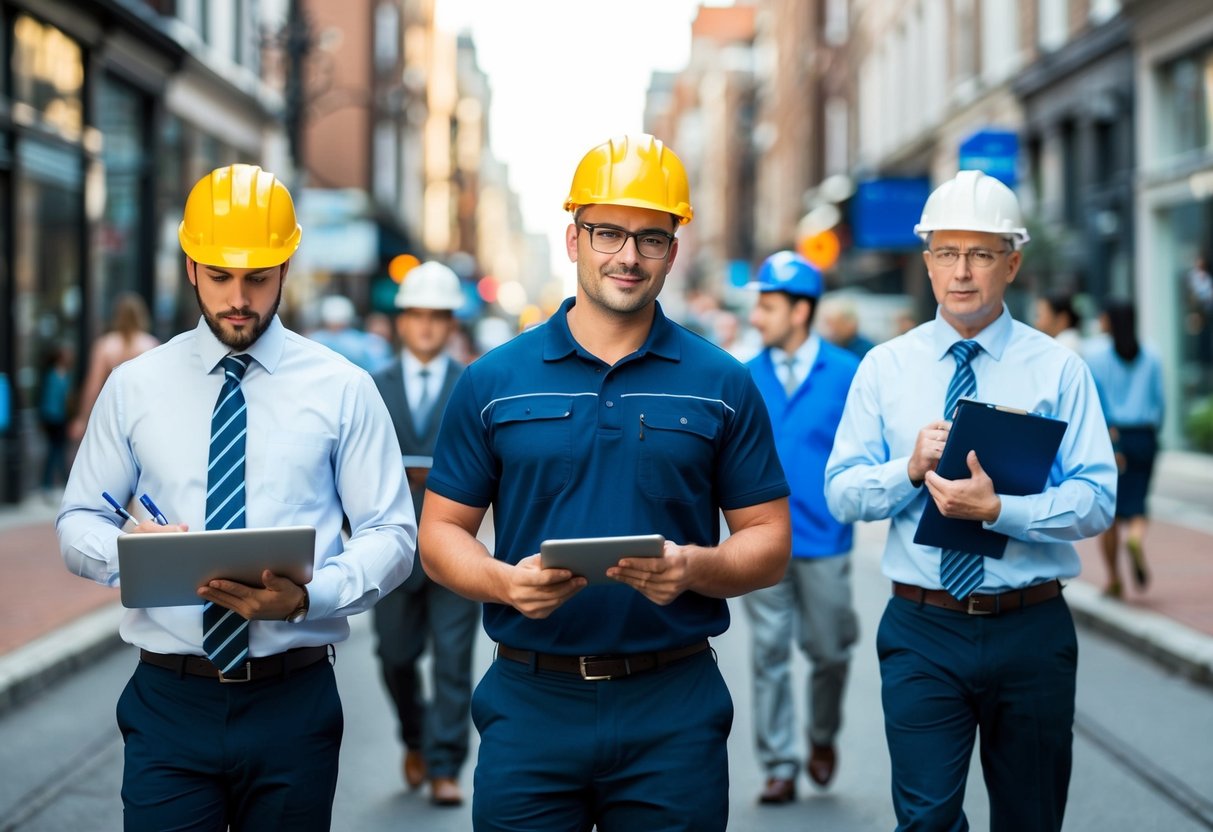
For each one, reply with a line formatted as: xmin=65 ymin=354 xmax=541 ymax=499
xmin=117 ymin=526 xmax=315 ymax=608
xmin=539 ymin=534 xmax=665 ymax=586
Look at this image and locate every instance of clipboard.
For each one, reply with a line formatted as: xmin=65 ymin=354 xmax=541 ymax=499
xmin=913 ymin=399 xmax=1067 ymax=557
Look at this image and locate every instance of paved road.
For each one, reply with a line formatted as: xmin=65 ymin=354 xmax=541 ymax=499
xmin=3 ymin=521 xmax=1213 ymax=830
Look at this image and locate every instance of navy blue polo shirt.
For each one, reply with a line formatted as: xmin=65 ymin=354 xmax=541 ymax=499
xmin=428 ymin=298 xmax=789 ymax=655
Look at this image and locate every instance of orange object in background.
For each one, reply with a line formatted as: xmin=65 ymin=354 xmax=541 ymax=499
xmin=798 ymin=229 xmax=840 ymax=271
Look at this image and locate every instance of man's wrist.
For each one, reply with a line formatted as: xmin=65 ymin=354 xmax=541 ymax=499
xmin=285 ymin=586 xmax=310 ymax=623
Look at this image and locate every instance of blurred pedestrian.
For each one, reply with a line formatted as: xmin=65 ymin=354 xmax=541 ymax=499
xmin=56 ymin=164 xmax=415 ymax=831
xmin=308 ymin=295 xmax=394 ymax=373
xmin=68 ymin=291 xmax=159 ymax=441
xmin=38 ymin=343 xmax=74 ymax=496
xmin=1086 ymin=299 xmax=1165 ymax=597
xmin=371 ymin=261 xmax=479 ymax=807
xmin=743 ymin=251 xmax=860 ymax=804
xmin=826 ymin=170 xmax=1115 ymax=831
xmin=1034 ymin=290 xmax=1084 ymax=353
xmin=820 ymin=298 xmax=876 ymax=358
xmin=418 ymin=134 xmax=791 ymax=831
xmin=1185 ymin=255 xmax=1213 ymax=366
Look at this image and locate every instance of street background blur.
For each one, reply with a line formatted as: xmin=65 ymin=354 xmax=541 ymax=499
xmin=2 ymin=0 xmax=1213 ymax=504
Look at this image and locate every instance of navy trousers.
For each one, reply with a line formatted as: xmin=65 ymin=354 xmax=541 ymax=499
xmin=877 ymin=592 xmax=1077 ymax=832
xmin=116 ymin=658 xmax=342 ymax=832
xmin=470 ymin=648 xmax=733 ymax=832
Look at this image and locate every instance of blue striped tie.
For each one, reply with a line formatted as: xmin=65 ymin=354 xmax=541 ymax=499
xmin=939 ymin=340 xmax=983 ymax=600
xmin=203 ymin=354 xmax=253 ymax=673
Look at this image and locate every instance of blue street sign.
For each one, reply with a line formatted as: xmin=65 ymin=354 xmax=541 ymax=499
xmin=851 ymin=177 xmax=931 ymax=250
xmin=959 ymin=128 xmax=1019 ymax=187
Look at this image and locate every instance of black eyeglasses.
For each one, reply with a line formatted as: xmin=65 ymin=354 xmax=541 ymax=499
xmin=577 ymin=222 xmax=676 ymax=260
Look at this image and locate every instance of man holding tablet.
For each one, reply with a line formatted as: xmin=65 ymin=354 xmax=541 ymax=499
xmin=419 ymin=134 xmax=791 ymax=831
xmin=56 ymin=164 xmax=415 ymax=831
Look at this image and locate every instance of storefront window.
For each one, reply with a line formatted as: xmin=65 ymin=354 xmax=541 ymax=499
xmin=1165 ymin=200 xmax=1213 ymax=453
xmin=12 ymin=14 xmax=83 ymax=142
xmin=13 ymin=139 xmax=83 ymax=490
xmin=1157 ymin=47 xmax=1213 ymax=161
xmin=96 ymin=76 xmax=150 ymax=330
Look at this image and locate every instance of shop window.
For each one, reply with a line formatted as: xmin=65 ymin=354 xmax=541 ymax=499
xmin=1156 ymin=48 xmax=1213 ymax=160
xmin=11 ymin=15 xmax=83 ymax=142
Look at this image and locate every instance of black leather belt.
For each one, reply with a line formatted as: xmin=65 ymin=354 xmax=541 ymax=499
xmin=496 ymin=640 xmax=710 ymax=681
xmin=139 ymin=645 xmax=332 ymax=683
xmin=893 ymin=580 xmax=1062 ymax=615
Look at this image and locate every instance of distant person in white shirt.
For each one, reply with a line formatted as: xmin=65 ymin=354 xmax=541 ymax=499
xmin=1033 ymin=290 xmax=1084 ymax=354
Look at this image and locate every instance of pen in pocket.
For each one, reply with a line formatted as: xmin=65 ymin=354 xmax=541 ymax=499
xmin=139 ymin=494 xmax=169 ymax=526
xmin=102 ymin=492 xmax=136 ymax=525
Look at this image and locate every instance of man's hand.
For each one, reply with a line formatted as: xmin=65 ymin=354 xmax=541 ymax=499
xmin=923 ymin=450 xmax=1001 ymax=523
xmin=129 ymin=520 xmax=189 ymax=534
xmin=607 ymin=540 xmax=692 ymax=606
xmin=197 ymin=569 xmax=306 ymax=620
xmin=501 ymin=554 xmax=586 ymax=619
xmin=908 ymin=420 xmax=952 ymax=484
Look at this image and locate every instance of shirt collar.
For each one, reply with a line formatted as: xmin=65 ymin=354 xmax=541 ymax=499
xmin=402 ymin=350 xmax=448 ymax=377
xmin=930 ymin=304 xmax=1013 ymax=363
xmin=542 ymin=297 xmax=681 ymax=363
xmin=771 ymin=333 xmax=821 ymax=369
xmin=193 ymin=314 xmax=286 ymax=375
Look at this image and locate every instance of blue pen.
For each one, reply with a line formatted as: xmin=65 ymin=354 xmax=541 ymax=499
xmin=139 ymin=494 xmax=169 ymax=526
xmin=102 ymin=492 xmax=136 ymax=525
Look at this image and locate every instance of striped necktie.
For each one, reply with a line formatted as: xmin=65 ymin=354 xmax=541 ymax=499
xmin=203 ymin=353 xmax=253 ymax=674
xmin=939 ymin=340 xmax=983 ymax=600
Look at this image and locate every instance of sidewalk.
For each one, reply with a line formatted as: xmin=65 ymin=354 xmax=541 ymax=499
xmin=1 ymin=451 xmax=1211 ymax=715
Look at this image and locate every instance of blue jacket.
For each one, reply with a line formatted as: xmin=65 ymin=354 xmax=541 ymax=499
xmin=749 ymin=340 xmax=859 ymax=558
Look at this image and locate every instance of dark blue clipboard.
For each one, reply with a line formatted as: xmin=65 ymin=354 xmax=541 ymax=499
xmin=913 ymin=399 xmax=1068 ymax=557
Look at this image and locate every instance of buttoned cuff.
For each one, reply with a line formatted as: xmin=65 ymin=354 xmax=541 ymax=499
xmin=984 ymin=494 xmax=1030 ymax=538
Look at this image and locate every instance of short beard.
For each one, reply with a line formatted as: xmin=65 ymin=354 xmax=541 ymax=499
xmin=195 ymin=279 xmax=282 ymax=351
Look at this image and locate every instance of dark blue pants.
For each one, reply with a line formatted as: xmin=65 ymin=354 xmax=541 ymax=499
xmin=470 ymin=648 xmax=733 ymax=832
xmin=877 ymin=593 xmax=1077 ymax=832
xmin=373 ymin=575 xmax=479 ymax=776
xmin=116 ymin=658 xmax=343 ymax=832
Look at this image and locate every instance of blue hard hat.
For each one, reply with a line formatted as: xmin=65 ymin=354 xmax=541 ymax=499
xmin=748 ymin=250 xmax=823 ymax=298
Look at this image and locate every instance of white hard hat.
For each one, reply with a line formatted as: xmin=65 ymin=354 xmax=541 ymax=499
xmin=914 ymin=170 xmax=1030 ymax=249
xmin=394 ymin=261 xmax=464 ymax=311
xmin=319 ymin=295 xmax=356 ymax=327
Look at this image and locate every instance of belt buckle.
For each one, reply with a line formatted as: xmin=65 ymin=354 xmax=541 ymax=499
xmin=579 ymin=655 xmax=627 ymax=681
xmin=219 ymin=661 xmax=253 ymax=683
xmin=966 ymin=595 xmax=994 ymax=616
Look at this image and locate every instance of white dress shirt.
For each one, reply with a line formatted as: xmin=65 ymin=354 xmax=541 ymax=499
xmin=402 ymin=350 xmax=450 ymax=412
xmin=825 ymin=307 xmax=1116 ymax=592
xmin=57 ymin=316 xmax=416 ymax=657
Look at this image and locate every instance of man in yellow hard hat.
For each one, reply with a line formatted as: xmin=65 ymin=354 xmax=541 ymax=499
xmin=419 ymin=134 xmax=792 ymax=830
xmin=56 ymin=164 xmax=415 ymax=830
xmin=825 ymin=170 xmax=1115 ymax=830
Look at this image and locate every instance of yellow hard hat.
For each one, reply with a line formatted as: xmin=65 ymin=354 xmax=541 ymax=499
xmin=563 ymin=134 xmax=693 ymax=225
xmin=178 ymin=164 xmax=302 ymax=268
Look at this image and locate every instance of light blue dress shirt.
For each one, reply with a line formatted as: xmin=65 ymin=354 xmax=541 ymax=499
xmin=825 ymin=307 xmax=1116 ymax=592
xmin=57 ymin=316 xmax=416 ymax=656
xmin=1084 ymin=342 xmax=1165 ymax=428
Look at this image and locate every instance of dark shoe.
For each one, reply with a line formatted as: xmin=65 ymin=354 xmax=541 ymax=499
xmin=1104 ymin=580 xmax=1123 ymax=599
xmin=1127 ymin=538 xmax=1149 ymax=589
xmin=758 ymin=776 xmax=796 ymax=804
xmin=403 ymin=749 xmax=426 ymax=790
xmin=807 ymin=744 xmax=837 ymax=788
xmin=430 ymin=777 xmax=464 ymax=807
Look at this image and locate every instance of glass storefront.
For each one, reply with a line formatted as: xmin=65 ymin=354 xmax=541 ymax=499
xmin=1163 ymin=200 xmax=1213 ymax=453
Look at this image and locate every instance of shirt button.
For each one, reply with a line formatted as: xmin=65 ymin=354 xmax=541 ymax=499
xmin=680 ymin=417 xmax=688 ymax=424
xmin=605 ymin=400 xmax=614 ymax=408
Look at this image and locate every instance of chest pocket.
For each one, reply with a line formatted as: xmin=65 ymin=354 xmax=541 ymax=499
xmin=264 ymin=431 xmax=335 ymax=506
xmin=638 ymin=401 xmax=723 ymax=502
xmin=489 ymin=396 xmax=574 ymax=500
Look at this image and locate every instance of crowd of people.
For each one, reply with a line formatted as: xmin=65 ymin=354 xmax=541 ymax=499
xmin=46 ymin=134 xmax=1171 ymax=831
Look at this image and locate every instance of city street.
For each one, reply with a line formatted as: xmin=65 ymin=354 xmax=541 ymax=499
xmin=2 ymin=522 xmax=1212 ymax=831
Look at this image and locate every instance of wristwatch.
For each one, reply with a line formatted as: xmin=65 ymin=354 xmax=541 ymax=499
xmin=285 ymin=587 xmax=310 ymax=624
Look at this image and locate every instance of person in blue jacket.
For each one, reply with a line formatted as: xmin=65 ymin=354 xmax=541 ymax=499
xmin=743 ymin=250 xmax=861 ymax=804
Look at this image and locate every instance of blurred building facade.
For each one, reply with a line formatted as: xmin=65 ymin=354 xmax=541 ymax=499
xmin=645 ymin=0 xmax=1213 ymax=454
xmin=0 ymin=0 xmax=531 ymax=503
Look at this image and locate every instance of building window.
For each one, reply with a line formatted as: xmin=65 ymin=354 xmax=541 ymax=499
xmin=1156 ymin=47 xmax=1213 ymax=161
xmin=375 ymin=2 xmax=401 ymax=73
xmin=12 ymin=14 xmax=83 ymax=142
xmin=1038 ymin=0 xmax=1068 ymax=52
xmin=824 ymin=0 xmax=848 ymax=46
